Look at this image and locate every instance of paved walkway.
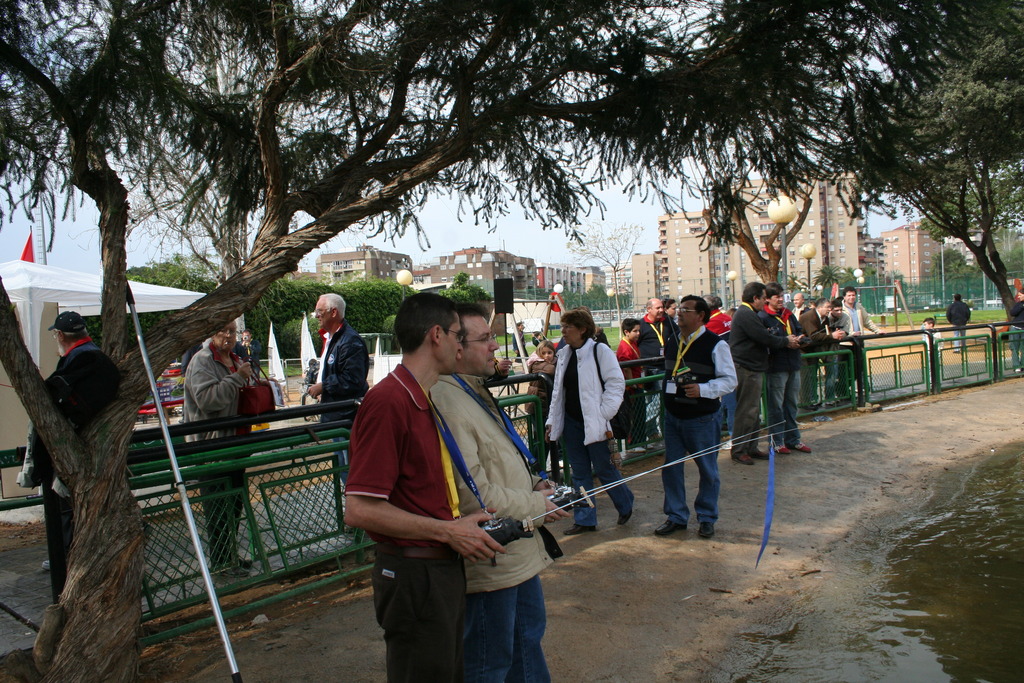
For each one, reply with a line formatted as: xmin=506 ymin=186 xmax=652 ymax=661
xmin=0 ymin=544 xmax=50 ymax=656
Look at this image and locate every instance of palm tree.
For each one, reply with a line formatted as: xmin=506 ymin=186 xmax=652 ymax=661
xmin=838 ymin=267 xmax=858 ymax=283
xmin=787 ymin=273 xmax=808 ymax=291
xmin=814 ymin=265 xmax=843 ymax=289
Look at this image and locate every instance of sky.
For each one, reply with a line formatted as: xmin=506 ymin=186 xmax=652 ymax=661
xmin=0 ymin=184 xmax=908 ymax=276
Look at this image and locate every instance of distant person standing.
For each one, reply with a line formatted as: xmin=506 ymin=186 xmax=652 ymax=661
xmin=546 ymin=308 xmax=634 ymax=534
xmin=308 ymin=293 xmax=369 ymax=427
xmin=655 ymin=295 xmax=736 ymax=539
xmin=1009 ymin=291 xmax=1024 ymax=372
xmin=728 ymin=283 xmax=801 ymax=465
xmin=233 ymin=329 xmax=262 ymax=365
xmin=183 ymin=320 xmax=259 ymax=577
xmin=841 ymin=286 xmax=881 ymax=336
xmin=704 ymin=295 xmax=735 ymax=449
xmin=800 ymin=298 xmax=846 ymax=407
xmin=946 ymin=293 xmax=971 ymax=351
xmin=791 ymin=292 xmax=811 ymax=317
xmin=704 ymin=296 xmax=732 ymax=338
xmin=25 ymin=312 xmax=120 ymax=586
xmin=638 ymin=298 xmax=668 ymax=367
xmin=759 ymin=283 xmax=810 ymax=454
xmin=638 ymin=298 xmax=671 ymax=442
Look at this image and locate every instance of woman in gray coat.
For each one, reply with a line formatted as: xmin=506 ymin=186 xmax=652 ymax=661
xmin=183 ymin=321 xmax=255 ymax=576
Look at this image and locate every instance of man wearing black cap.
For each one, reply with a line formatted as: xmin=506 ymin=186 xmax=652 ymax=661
xmin=24 ymin=311 xmax=119 ymax=588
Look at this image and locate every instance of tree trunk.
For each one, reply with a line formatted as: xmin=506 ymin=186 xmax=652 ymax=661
xmin=40 ymin=410 xmax=144 ymax=683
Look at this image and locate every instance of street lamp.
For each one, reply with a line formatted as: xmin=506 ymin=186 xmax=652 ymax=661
xmin=396 ymin=268 xmax=413 ymax=301
xmin=727 ymin=270 xmax=738 ymax=307
xmin=853 ymin=268 xmax=864 ymax=279
xmin=767 ymin=195 xmax=799 ymax=289
xmin=606 ymin=287 xmax=619 ymax=328
xmin=800 ymin=243 xmax=817 ymax=292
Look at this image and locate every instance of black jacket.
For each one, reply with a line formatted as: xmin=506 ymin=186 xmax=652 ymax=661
xmin=31 ymin=340 xmax=121 ymax=486
xmin=758 ymin=307 xmax=806 ymax=373
xmin=946 ymin=300 xmax=971 ymax=326
xmin=729 ymin=304 xmax=791 ymax=373
xmin=319 ymin=322 xmax=369 ymax=423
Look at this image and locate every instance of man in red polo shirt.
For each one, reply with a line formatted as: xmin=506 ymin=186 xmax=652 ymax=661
xmin=346 ymin=293 xmax=504 ymax=682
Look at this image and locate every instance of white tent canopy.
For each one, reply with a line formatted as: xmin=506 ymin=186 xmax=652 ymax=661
xmin=0 ymin=260 xmax=204 ymax=364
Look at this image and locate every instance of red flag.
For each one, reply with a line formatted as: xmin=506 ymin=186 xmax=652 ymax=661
xmin=20 ymin=233 xmax=34 ymax=262
xmin=829 ymin=283 xmax=839 ymax=299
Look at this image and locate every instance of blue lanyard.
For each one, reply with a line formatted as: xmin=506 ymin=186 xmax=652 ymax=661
xmin=429 ymin=403 xmax=488 ymax=512
xmin=451 ymin=374 xmax=547 ymax=479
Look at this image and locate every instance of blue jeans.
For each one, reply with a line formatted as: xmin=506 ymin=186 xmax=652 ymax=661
xmin=464 ymin=575 xmax=550 ymax=683
xmin=766 ymin=370 xmax=801 ymax=447
xmin=1010 ymin=329 xmax=1024 ymax=369
xmin=719 ymin=390 xmax=737 ymax=436
xmin=662 ymin=411 xmax=721 ymax=525
xmin=563 ymin=415 xmax=634 ymax=526
xmin=824 ymin=353 xmax=842 ymax=401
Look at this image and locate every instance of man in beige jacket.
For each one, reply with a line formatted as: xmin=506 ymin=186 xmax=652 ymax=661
xmin=432 ymin=303 xmax=569 ymax=683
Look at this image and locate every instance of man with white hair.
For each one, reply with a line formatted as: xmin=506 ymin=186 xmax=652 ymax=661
xmin=309 ymin=293 xmax=369 ymax=429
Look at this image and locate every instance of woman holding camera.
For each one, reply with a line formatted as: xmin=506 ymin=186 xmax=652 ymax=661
xmin=546 ymin=308 xmax=634 ymax=535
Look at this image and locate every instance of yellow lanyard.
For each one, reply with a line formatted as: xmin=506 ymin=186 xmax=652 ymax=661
xmin=649 ymin=319 xmax=664 ymax=346
xmin=770 ymin=309 xmax=793 ymax=335
xmin=428 ymin=400 xmax=461 ymax=518
xmin=671 ymin=328 xmax=703 ymax=377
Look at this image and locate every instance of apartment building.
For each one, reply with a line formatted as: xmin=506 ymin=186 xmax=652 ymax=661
xmin=424 ymin=246 xmax=536 ymax=293
xmin=316 ymin=246 xmax=412 ymax=282
xmin=536 ymin=263 xmax=586 ymax=293
xmin=631 ymin=252 xmax=661 ymax=305
xmin=657 ymin=178 xmax=867 ymax=302
xmin=881 ymin=222 xmax=940 ymax=283
xmin=602 ymin=263 xmax=633 ymax=295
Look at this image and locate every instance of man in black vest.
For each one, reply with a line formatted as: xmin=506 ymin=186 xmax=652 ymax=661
xmin=655 ymin=296 xmax=737 ymax=539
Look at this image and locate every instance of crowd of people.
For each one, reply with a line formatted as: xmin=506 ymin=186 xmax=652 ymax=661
xmin=30 ymin=279 xmax=1012 ymax=682
xmin=338 ymin=286 xmax=890 ymax=681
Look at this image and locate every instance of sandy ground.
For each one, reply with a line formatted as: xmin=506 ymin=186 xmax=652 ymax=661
xmin=3 ymin=380 xmax=1020 ymax=682
xmin=121 ymin=380 xmax=1023 ymax=683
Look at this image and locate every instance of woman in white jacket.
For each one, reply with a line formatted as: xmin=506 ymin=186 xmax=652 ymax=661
xmin=546 ymin=308 xmax=635 ymax=535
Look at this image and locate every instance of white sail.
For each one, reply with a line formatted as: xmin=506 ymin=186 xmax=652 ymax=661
xmin=267 ymin=322 xmax=286 ymax=381
xmin=300 ymin=313 xmax=316 ymax=372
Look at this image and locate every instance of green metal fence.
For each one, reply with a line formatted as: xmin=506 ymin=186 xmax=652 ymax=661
xmin=862 ymin=340 xmax=932 ymax=403
xmin=798 ymin=349 xmax=856 ymax=412
xmin=997 ymin=329 xmax=1024 ymax=378
xmin=132 ymin=433 xmax=373 ymax=642
xmin=3 ymin=346 xmax=1022 ymax=641
xmin=935 ymin=334 xmax=994 ymax=390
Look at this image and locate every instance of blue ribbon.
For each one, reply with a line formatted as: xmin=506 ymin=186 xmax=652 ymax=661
xmin=429 ymin=403 xmax=488 ymax=512
xmin=755 ymin=440 xmax=776 ymax=568
xmin=451 ymin=374 xmax=547 ymax=479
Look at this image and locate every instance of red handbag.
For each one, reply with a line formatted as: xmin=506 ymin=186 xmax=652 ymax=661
xmin=238 ymin=365 xmax=275 ymax=416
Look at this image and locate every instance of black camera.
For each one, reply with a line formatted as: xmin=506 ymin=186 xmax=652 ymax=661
xmin=672 ymin=368 xmax=699 ymax=404
xmin=482 ymin=517 xmax=534 ymax=546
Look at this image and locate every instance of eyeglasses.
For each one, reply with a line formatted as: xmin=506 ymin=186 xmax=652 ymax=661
xmin=441 ymin=327 xmax=464 ymax=342
xmin=463 ymin=333 xmax=497 ymax=344
xmin=678 ymin=308 xmax=698 ymax=314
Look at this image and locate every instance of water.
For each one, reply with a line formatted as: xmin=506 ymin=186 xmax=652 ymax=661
xmin=731 ymin=449 xmax=1024 ymax=683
